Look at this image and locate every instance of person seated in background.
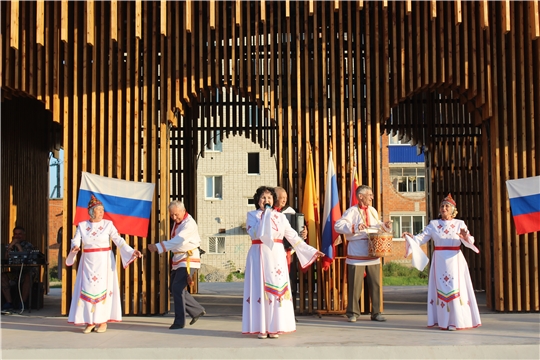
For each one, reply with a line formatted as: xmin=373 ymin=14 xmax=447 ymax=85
xmin=1 ymin=226 xmax=34 ymax=311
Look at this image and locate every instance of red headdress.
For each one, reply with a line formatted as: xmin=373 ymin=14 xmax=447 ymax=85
xmin=441 ymin=193 xmax=457 ymax=207
xmin=88 ymin=194 xmax=104 ymax=210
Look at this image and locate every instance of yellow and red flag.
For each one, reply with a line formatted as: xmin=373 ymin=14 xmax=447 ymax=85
xmin=302 ymin=148 xmax=319 ymax=248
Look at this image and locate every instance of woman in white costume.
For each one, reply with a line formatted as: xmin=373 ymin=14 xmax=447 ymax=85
xmin=67 ymin=194 xmax=142 ymax=333
xmin=402 ymin=194 xmax=481 ymax=331
xmin=242 ymin=186 xmax=323 ymax=339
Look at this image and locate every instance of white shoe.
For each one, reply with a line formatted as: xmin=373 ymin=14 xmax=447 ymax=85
xmin=447 ymin=326 xmax=456 ymax=331
xmin=268 ymin=333 xmax=279 ymax=339
xmin=258 ymin=333 xmax=268 ymax=339
xmin=348 ymin=316 xmax=357 ymax=322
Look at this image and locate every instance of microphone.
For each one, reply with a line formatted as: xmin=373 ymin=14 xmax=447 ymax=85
xmin=264 ymin=203 xmax=272 ymax=209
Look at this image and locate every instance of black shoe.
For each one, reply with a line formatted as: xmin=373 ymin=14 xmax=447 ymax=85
xmin=190 ymin=311 xmax=206 ymax=325
xmin=371 ymin=313 xmax=387 ymax=322
xmin=169 ymin=324 xmax=184 ymax=329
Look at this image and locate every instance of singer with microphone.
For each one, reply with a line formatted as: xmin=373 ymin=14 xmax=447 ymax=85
xmin=242 ymin=186 xmax=323 ymax=340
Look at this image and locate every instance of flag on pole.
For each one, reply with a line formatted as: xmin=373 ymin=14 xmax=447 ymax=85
xmin=350 ymin=166 xmax=359 ymax=208
xmin=73 ymin=172 xmax=155 ymax=237
xmin=302 ymin=148 xmax=319 ymax=248
xmin=321 ymin=151 xmax=342 ymax=271
xmin=506 ymin=176 xmax=540 ymax=235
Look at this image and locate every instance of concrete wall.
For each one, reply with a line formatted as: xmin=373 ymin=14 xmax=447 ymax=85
xmin=196 ymin=135 xmax=277 ymax=272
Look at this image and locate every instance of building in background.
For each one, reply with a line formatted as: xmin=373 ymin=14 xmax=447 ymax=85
xmin=196 ymin=133 xmax=277 ymax=272
xmin=381 ymin=132 xmax=428 ymax=265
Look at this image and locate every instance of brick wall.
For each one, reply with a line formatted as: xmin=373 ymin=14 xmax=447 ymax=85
xmin=380 ymin=134 xmax=428 ymax=265
xmin=48 ymin=199 xmax=63 ymax=271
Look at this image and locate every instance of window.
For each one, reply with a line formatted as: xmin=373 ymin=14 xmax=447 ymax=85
xmin=205 ymin=176 xmax=223 ymax=199
xmin=247 ymin=198 xmax=256 ymax=206
xmin=390 ymin=167 xmax=426 ymax=192
xmin=206 ymin=131 xmax=223 ymax=152
xmin=208 ymin=236 xmax=226 ymax=254
xmin=390 ymin=214 xmax=426 ymax=239
xmin=247 ymin=153 xmax=260 ymax=174
xmin=389 ymin=132 xmax=410 ymax=145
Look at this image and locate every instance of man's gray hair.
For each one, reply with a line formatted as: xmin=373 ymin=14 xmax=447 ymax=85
xmin=169 ymin=200 xmax=185 ymax=211
xmin=356 ymin=185 xmax=372 ymax=196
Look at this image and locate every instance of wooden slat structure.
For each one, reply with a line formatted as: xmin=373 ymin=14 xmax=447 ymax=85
xmin=1 ymin=1 xmax=538 ymax=315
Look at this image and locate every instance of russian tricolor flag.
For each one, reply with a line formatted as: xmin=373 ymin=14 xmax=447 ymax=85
xmin=73 ymin=172 xmax=155 ymax=237
xmin=321 ymin=151 xmax=342 ymax=271
xmin=506 ymin=176 xmax=540 ymax=235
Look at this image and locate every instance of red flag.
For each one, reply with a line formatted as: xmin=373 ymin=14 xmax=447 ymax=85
xmin=350 ymin=166 xmax=359 ymax=208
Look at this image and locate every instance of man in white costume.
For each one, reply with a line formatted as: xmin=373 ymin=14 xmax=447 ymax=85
xmin=334 ymin=185 xmax=392 ymax=323
xmin=148 ymin=200 xmax=205 ymax=329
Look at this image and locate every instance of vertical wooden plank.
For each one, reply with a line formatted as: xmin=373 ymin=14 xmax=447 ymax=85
xmin=87 ymin=0 xmax=94 ymax=45
xmin=135 ymin=0 xmax=142 ymax=39
xmin=199 ymin=1 xmax=204 ymax=92
xmin=186 ymin=0 xmax=192 ymax=33
xmin=514 ymin=3 xmax=529 ymax=311
xmin=455 ymin=0 xmax=462 ymax=24
xmin=431 ymin=0 xmax=437 ymax=19
xmin=191 ymin=2 xmax=197 ymax=97
xmin=270 ymin=3 xmax=275 ymax=124
xmin=530 ymin=0 xmax=540 ymax=39
xmin=61 ymin=0 xmax=68 ymax=42
xmin=480 ymin=0 xmax=489 ymax=30
xmin=110 ymin=0 xmax=117 ymax=42
xmin=261 ymin=0 xmax=266 ymax=23
xmin=210 ymin=0 xmax=215 ymax=29
xmin=207 ymin=1 xmax=213 ymax=89
xmin=399 ymin=2 xmax=406 ymax=99
xmin=313 ymin=2 xmax=320 ymax=195
xmin=502 ymin=0 xmax=511 ymax=33
xmin=36 ymin=0 xmax=44 ymax=45
xmin=161 ymin=0 xmax=167 ymax=36
xmin=10 ymin=0 xmax=18 ymax=49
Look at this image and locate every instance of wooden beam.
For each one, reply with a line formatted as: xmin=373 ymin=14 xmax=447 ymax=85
xmin=210 ymin=0 xmax=215 ymax=29
xmin=480 ymin=0 xmax=489 ymax=30
xmin=86 ymin=0 xmax=94 ymax=46
xmin=36 ymin=0 xmax=44 ymax=45
xmin=186 ymin=0 xmax=192 ymax=33
xmin=161 ymin=0 xmax=167 ymax=36
xmin=502 ymin=0 xmax=511 ymax=33
xmin=236 ymin=0 xmax=241 ymax=26
xmin=136 ymin=0 xmax=142 ymax=39
xmin=455 ymin=0 xmax=462 ymax=25
xmin=431 ymin=0 xmax=437 ymax=19
xmin=530 ymin=0 xmax=540 ymax=39
xmin=10 ymin=0 xmax=19 ymax=49
xmin=110 ymin=0 xmax=117 ymax=41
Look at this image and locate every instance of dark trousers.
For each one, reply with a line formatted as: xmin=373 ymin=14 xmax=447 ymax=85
xmin=346 ymin=263 xmax=382 ymax=317
xmin=170 ymin=267 xmax=205 ymax=327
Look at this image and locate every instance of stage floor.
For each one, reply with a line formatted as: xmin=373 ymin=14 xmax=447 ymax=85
xmin=1 ymin=284 xmax=539 ymax=359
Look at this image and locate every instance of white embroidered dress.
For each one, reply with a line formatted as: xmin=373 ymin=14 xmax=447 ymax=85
xmin=242 ymin=209 xmax=319 ymax=335
xmin=68 ymin=219 xmax=138 ymax=325
xmin=407 ymin=219 xmax=482 ymax=330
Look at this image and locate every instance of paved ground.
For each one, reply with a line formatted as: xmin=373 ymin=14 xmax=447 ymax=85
xmin=1 ymin=283 xmax=539 ymax=359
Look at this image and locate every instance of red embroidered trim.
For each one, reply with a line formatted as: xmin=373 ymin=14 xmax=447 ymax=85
xmin=83 ymin=247 xmax=111 ymax=253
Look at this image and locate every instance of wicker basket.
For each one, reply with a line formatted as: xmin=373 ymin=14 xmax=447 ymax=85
xmin=367 ymin=232 xmax=393 ymax=257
